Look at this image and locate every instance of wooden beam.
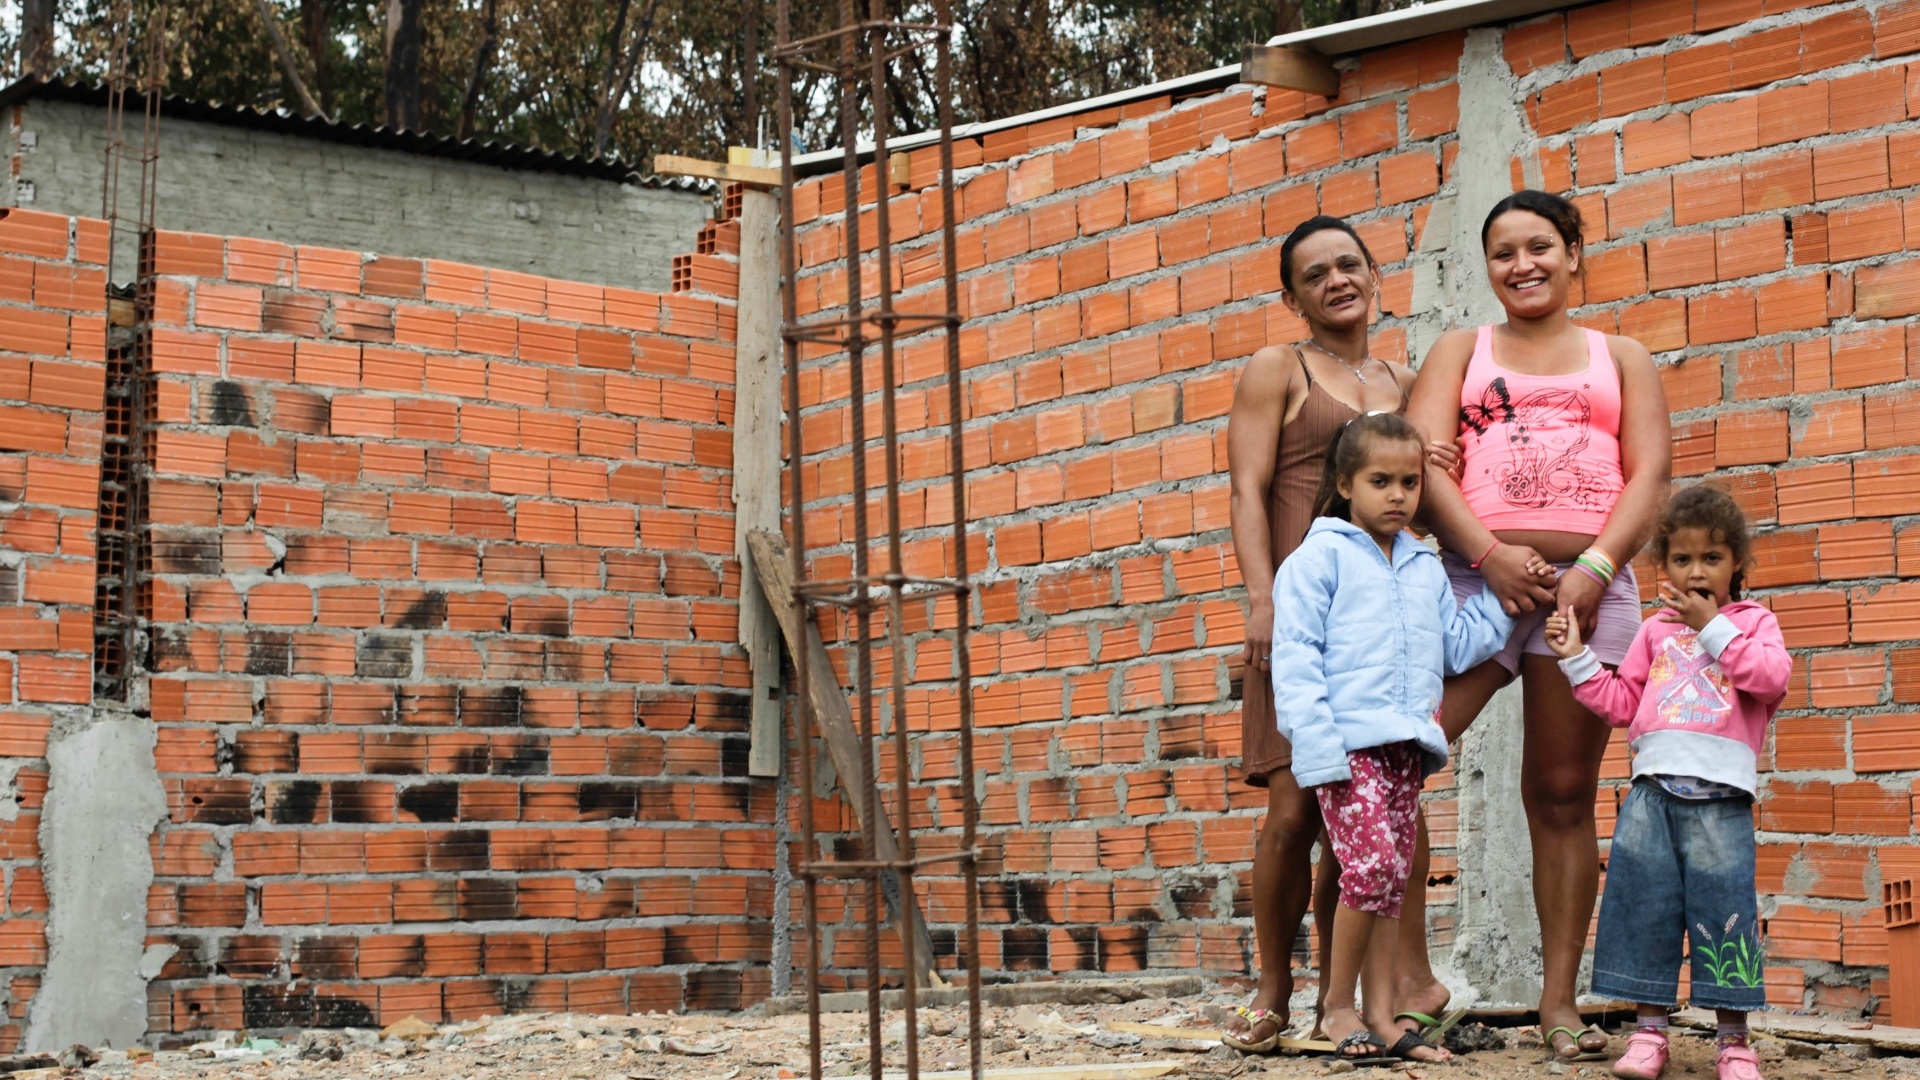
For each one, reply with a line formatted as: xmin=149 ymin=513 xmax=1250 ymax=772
xmin=1240 ymin=43 xmax=1341 ymax=96
xmin=650 ymin=152 xmax=780 ymax=188
xmin=733 ymin=189 xmax=783 ymax=779
xmin=747 ymin=529 xmax=943 ymax=989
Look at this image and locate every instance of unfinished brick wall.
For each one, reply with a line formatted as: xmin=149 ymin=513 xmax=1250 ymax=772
xmin=785 ymin=0 xmax=1920 ymax=1015
xmin=127 ymin=226 xmax=772 ymax=1034
xmin=0 ymin=208 xmax=108 ymax=1052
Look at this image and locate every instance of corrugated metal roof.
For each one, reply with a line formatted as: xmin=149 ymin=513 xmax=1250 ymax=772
xmin=0 ymin=76 xmax=711 ymax=191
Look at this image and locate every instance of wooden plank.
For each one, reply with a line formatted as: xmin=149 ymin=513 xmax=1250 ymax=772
xmin=733 ymin=189 xmax=783 ymax=779
xmin=1240 ymin=44 xmax=1341 ymax=96
xmin=1104 ymin=1021 xmax=1222 ymax=1041
xmin=1673 ymin=1008 xmax=1920 ymax=1052
xmin=825 ymin=1062 xmax=1186 ymax=1080
xmin=747 ymin=529 xmax=941 ymax=989
xmin=650 ymin=153 xmax=780 ymax=187
xmin=728 ymin=145 xmax=777 ymax=168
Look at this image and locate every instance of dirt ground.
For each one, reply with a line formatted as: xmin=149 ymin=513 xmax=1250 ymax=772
xmin=38 ymin=991 xmax=1920 ymax=1080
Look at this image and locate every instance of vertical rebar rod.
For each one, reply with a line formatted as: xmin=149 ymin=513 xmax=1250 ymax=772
xmin=864 ymin=4 xmax=921 ymax=1076
xmin=930 ymin=0 xmax=983 ymax=1072
xmin=773 ymin=1 xmax=822 ymax=1076
xmin=826 ymin=2 xmax=886 ymax=1075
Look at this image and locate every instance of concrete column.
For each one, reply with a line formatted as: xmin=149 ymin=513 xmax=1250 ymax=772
xmin=26 ymin=706 xmax=168 ymax=1050
xmin=1433 ymin=27 xmax=1549 ymax=1008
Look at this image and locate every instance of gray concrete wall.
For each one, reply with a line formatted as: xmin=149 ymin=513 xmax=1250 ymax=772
xmin=5 ymin=99 xmax=711 ymax=291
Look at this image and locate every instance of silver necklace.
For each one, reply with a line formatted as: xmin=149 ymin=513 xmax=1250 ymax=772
xmin=1303 ymin=340 xmax=1377 ymax=384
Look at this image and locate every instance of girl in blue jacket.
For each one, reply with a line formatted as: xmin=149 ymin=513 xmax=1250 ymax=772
xmin=1270 ymin=411 xmax=1512 ymax=1063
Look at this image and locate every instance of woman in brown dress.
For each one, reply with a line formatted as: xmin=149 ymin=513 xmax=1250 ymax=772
xmin=1221 ymin=216 xmax=1453 ymax=1050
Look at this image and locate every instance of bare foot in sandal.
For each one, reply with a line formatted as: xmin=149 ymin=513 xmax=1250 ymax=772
xmin=1220 ymin=1005 xmax=1286 ymax=1054
xmin=1544 ymin=1021 xmax=1610 ymax=1061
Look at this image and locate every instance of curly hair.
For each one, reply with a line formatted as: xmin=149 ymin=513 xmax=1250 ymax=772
xmin=1654 ymin=484 xmax=1753 ymax=599
xmin=1311 ymin=411 xmax=1424 ymax=522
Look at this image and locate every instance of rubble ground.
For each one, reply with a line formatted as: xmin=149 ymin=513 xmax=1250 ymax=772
xmin=36 ymin=993 xmax=1918 ymax=1080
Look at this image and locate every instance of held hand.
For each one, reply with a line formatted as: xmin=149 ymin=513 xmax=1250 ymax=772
xmin=1555 ymin=565 xmax=1606 ymax=638
xmin=1427 ymin=439 xmax=1466 ymax=483
xmin=1656 ymin=583 xmax=1720 ymax=632
xmin=1244 ymin=597 xmax=1275 ymax=675
xmin=1543 ymin=605 xmax=1584 ymax=659
xmin=1480 ymin=542 xmax=1559 ymax=616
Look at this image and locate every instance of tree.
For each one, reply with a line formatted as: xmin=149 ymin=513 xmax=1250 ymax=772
xmin=13 ymin=0 xmax=1408 ymax=173
xmin=384 ymin=0 xmax=424 ymax=129
xmin=22 ymin=0 xmax=56 ymax=77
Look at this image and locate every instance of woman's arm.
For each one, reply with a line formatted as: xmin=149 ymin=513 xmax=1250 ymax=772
xmin=1228 ymin=348 xmax=1295 ymax=677
xmin=1408 ymin=330 xmax=1556 ymax=615
xmin=1556 ymin=334 xmax=1673 ymax=631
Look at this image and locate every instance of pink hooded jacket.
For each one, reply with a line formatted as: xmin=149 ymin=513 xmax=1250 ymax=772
xmin=1558 ymin=600 xmax=1790 ymax=796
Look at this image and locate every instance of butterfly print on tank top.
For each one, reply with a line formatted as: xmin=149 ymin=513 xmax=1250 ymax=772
xmin=1460 ymin=375 xmax=1606 ymax=511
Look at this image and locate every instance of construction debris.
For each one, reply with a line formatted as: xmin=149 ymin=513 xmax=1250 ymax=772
xmin=16 ymin=992 xmax=1913 ymax=1080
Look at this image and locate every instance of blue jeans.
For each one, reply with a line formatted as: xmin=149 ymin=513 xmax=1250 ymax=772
xmin=1591 ymin=779 xmax=1766 ymax=1011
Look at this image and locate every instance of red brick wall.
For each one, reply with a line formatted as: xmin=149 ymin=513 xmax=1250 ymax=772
xmin=0 ymin=205 xmax=108 ymax=1045
xmin=0 ymin=208 xmax=108 ymax=1051
xmin=784 ymin=0 xmax=1920 ymax=1015
xmin=128 ymin=226 xmax=772 ymax=1035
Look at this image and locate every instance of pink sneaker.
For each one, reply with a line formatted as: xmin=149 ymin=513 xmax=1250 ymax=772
xmin=1611 ymin=1030 xmax=1670 ymax=1080
xmin=1716 ymin=1043 xmax=1764 ymax=1080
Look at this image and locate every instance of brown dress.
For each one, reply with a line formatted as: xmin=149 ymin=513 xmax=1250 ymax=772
xmin=1239 ymin=351 xmax=1408 ymax=787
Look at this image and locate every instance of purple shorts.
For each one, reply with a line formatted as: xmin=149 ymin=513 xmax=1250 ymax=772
xmin=1442 ymin=552 xmax=1642 ymax=674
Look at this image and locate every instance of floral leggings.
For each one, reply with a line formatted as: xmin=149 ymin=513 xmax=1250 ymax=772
xmin=1314 ymin=741 xmax=1423 ymax=919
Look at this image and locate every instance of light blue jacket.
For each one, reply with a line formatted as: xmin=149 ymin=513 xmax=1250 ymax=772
xmin=1269 ymin=518 xmax=1514 ymax=788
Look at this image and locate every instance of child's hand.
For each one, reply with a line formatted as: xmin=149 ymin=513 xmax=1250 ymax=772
xmin=1544 ymin=605 xmax=1584 ymax=658
xmin=1523 ymin=552 xmax=1560 ymax=583
xmin=1657 ymin=583 xmax=1720 ymax=631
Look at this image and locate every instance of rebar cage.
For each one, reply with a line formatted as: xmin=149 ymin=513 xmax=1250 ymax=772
xmin=773 ymin=0 xmax=982 ymax=1074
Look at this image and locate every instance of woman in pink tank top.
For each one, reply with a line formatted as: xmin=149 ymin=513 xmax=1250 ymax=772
xmin=1405 ymin=191 xmax=1673 ymax=1062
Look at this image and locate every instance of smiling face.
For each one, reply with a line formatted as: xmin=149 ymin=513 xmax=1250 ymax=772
xmin=1282 ymin=228 xmax=1378 ymax=333
xmin=1483 ymin=209 xmax=1581 ymax=319
xmin=1337 ymin=435 xmax=1424 ymax=547
xmin=1663 ymin=525 xmax=1737 ymax=607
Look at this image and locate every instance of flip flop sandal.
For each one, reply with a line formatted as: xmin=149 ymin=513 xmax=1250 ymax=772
xmin=1386 ymin=1030 xmax=1453 ymax=1063
xmin=1395 ymin=1007 xmax=1469 ymax=1042
xmin=1331 ymin=1029 xmax=1396 ymax=1067
xmin=1221 ymin=1006 xmax=1284 ymax=1054
xmin=1545 ymin=1024 xmax=1611 ymax=1062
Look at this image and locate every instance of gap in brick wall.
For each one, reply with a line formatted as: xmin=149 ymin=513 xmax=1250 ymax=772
xmin=91 ymin=279 xmax=149 ymax=701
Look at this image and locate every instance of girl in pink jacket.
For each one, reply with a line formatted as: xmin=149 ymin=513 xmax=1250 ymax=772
xmin=1545 ymin=486 xmax=1789 ymax=1080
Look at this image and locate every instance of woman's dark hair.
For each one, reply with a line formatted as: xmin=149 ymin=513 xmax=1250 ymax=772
xmin=1480 ymin=189 xmax=1586 ymax=254
xmin=1654 ymin=484 xmax=1753 ymax=599
xmin=1280 ymin=214 xmax=1377 ymax=292
xmin=1311 ymin=411 xmax=1424 ymax=521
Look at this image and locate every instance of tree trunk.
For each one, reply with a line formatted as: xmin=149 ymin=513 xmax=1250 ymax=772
xmin=21 ymin=0 xmax=56 ymax=78
xmin=300 ymin=0 xmax=336 ymax=115
xmin=457 ymin=0 xmax=500 ymax=138
xmin=592 ymin=0 xmax=662 ymax=158
xmin=384 ymin=0 xmax=425 ymax=131
xmin=254 ymin=0 xmax=329 ymax=119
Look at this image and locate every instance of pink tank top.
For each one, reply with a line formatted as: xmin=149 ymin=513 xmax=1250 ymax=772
xmin=1456 ymin=325 xmax=1624 ymax=535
